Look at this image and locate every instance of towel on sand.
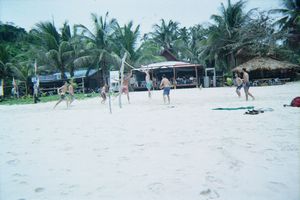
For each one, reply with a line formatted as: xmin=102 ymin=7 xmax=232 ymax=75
xmin=212 ymin=106 xmax=254 ymax=110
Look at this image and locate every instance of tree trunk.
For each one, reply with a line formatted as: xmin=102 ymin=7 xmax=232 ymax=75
xmin=227 ymin=53 xmax=236 ymax=72
xmin=25 ymin=81 xmax=28 ymax=96
xmin=60 ymin=66 xmax=66 ymax=80
xmin=70 ymin=64 xmax=74 ymax=78
xmin=101 ymin=60 xmax=107 ymax=84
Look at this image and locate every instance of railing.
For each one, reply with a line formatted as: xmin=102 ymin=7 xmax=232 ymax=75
xmin=251 ymin=78 xmax=290 ymax=86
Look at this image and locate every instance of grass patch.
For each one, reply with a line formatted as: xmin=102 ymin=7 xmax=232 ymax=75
xmin=0 ymin=93 xmax=100 ymax=105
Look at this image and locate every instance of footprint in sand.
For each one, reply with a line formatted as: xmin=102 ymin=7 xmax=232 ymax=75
xmin=147 ymin=182 xmax=164 ymax=194
xmin=102 ymin=147 xmax=109 ymax=151
xmin=220 ymin=149 xmax=244 ymax=171
xmin=280 ymin=144 xmax=299 ymax=152
xmin=199 ymin=188 xmax=220 ymax=199
xmin=267 ymin=181 xmax=288 ymax=192
xmin=63 ymin=146 xmax=73 ymax=151
xmin=60 ymin=183 xmax=79 ymax=195
xmin=134 ymin=144 xmax=145 ymax=147
xmin=19 ymin=181 xmax=27 ymax=185
xmin=245 ymin=142 xmax=255 ymax=149
xmin=119 ymin=156 xmax=130 ymax=161
xmin=85 ymin=192 xmax=93 ymax=196
xmin=60 ymin=191 xmax=69 ymax=196
xmin=13 ymin=173 xmax=26 ymax=177
xmin=34 ymin=187 xmax=45 ymax=193
xmin=6 ymin=159 xmax=20 ymax=165
xmin=205 ymin=173 xmax=224 ymax=189
xmin=150 ymin=128 xmax=156 ymax=132
xmin=93 ymin=148 xmax=101 ymax=152
xmin=6 ymin=151 xmax=18 ymax=156
xmin=229 ymin=160 xmax=244 ymax=171
xmin=96 ymin=186 xmax=104 ymax=191
xmin=32 ymin=138 xmax=41 ymax=144
xmin=134 ymin=144 xmax=145 ymax=151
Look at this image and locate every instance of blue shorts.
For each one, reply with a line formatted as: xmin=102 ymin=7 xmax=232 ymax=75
xmin=243 ymin=82 xmax=250 ymax=90
xmin=163 ymin=87 xmax=170 ymax=95
xmin=237 ymin=85 xmax=243 ymax=90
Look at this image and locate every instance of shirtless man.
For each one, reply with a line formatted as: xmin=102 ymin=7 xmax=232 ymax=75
xmin=121 ymin=70 xmax=132 ymax=103
xmin=242 ymin=68 xmax=255 ymax=101
xmin=160 ymin=74 xmax=171 ymax=104
xmin=53 ymin=81 xmax=69 ymax=109
xmin=144 ymin=70 xmax=152 ymax=98
xmin=234 ymin=72 xmax=243 ymax=97
xmin=68 ymin=83 xmax=75 ymax=105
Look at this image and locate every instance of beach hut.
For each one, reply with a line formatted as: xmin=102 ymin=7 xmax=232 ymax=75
xmin=232 ymin=57 xmax=300 ymax=84
xmin=38 ymin=69 xmax=101 ymax=94
xmin=132 ymin=61 xmax=204 ymax=90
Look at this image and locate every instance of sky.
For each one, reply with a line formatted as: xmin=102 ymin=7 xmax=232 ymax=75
xmin=0 ymin=0 xmax=281 ymax=35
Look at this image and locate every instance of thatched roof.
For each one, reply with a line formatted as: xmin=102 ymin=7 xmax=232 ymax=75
xmin=232 ymin=57 xmax=300 ymax=72
xmin=137 ymin=61 xmax=201 ymax=70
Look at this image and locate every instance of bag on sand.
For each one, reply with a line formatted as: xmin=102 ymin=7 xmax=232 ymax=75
xmin=291 ymin=97 xmax=300 ymax=107
xmin=285 ymin=97 xmax=300 ymax=107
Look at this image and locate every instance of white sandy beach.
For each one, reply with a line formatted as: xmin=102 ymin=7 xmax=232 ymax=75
xmin=0 ymin=82 xmax=300 ymax=200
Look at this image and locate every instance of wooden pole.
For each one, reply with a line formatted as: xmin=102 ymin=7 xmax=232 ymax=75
xmin=0 ymin=79 xmax=4 ymax=97
xmin=119 ymin=52 xmax=127 ymax=108
xmin=82 ymin=77 xmax=85 ymax=94
xmin=108 ymin=88 xmax=112 ymax=114
xmin=173 ymin=67 xmax=176 ymax=89
xmin=195 ymin=66 xmax=199 ymax=87
xmin=150 ymin=70 xmax=154 ymax=91
xmin=106 ymin=72 xmax=112 ymax=114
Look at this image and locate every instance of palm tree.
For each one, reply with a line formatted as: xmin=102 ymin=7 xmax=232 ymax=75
xmin=0 ymin=44 xmax=10 ymax=75
xmin=187 ymin=25 xmax=210 ymax=64
xmin=0 ymin=45 xmax=13 ymax=96
xmin=32 ymin=21 xmax=60 ymax=51
xmin=150 ymin=19 xmax=180 ymax=52
xmin=60 ymin=22 xmax=87 ymax=78
xmin=199 ymin=0 xmax=252 ymax=72
xmin=31 ymin=21 xmax=73 ymax=79
xmin=134 ymin=41 xmax=166 ymax=67
xmin=270 ymin=0 xmax=300 ymax=50
xmin=10 ymin=60 xmax=34 ymax=96
xmin=112 ymin=21 xmax=140 ymax=62
xmin=44 ymin=41 xmax=74 ymax=79
xmin=75 ymin=12 xmax=118 ymax=83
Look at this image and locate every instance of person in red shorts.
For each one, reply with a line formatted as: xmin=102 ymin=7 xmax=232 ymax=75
xmin=121 ymin=70 xmax=132 ymax=103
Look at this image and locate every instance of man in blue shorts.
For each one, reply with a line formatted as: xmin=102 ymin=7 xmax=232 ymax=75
xmin=242 ymin=68 xmax=255 ymax=101
xmin=159 ymin=74 xmax=171 ymax=104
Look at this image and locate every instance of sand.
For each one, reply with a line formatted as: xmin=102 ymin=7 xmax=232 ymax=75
xmin=1 ymin=82 xmax=300 ymax=200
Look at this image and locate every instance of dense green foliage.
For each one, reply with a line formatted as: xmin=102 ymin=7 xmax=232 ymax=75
xmin=0 ymin=0 xmax=299 ymax=98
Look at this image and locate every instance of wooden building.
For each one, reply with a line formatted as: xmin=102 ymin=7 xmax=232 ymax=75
xmin=232 ymin=57 xmax=300 ymax=85
xmin=38 ymin=69 xmax=101 ymax=94
xmin=131 ymin=61 xmax=204 ymax=90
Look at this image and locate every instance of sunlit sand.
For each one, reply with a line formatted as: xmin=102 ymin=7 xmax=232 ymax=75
xmin=1 ymin=82 xmax=299 ymax=200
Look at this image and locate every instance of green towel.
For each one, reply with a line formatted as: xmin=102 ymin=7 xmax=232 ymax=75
xmin=212 ymin=106 xmax=254 ymax=110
